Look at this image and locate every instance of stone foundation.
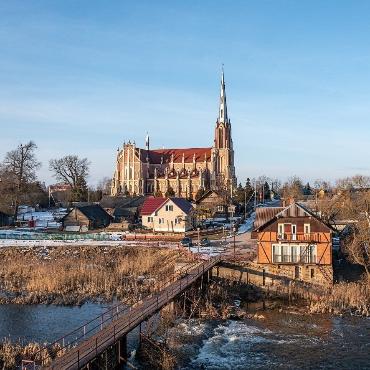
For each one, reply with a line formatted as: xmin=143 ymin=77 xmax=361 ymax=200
xmin=214 ymin=261 xmax=333 ymax=288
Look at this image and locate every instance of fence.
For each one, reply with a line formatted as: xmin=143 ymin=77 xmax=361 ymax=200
xmin=0 ymin=232 xmax=119 ymax=241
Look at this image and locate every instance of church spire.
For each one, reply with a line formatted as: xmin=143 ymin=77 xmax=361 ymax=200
xmin=218 ymin=66 xmax=228 ymax=124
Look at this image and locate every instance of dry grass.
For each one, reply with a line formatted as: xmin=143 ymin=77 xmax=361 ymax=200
xmin=0 ymin=245 xmax=190 ymax=305
xmin=0 ymin=339 xmax=66 ymax=370
xmin=309 ymin=279 xmax=370 ymax=316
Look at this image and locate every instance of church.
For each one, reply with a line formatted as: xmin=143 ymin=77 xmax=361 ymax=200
xmin=110 ymin=71 xmax=237 ymax=199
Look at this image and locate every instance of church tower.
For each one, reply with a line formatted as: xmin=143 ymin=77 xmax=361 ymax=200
xmin=213 ymin=68 xmax=237 ymax=195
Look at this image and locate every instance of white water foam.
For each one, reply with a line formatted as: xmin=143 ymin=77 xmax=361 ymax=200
xmin=187 ymin=321 xmax=273 ymax=369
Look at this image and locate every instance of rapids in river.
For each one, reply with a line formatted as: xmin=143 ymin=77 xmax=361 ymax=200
xmin=0 ymin=303 xmax=368 ymax=369
xmin=170 ymin=312 xmax=370 ymax=369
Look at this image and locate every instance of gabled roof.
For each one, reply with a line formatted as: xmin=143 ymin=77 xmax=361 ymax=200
xmin=65 ymin=205 xmax=113 ymax=221
xmin=195 ymin=189 xmax=225 ymax=204
xmin=168 ymin=198 xmax=193 ymax=214
xmin=254 ymin=202 xmax=332 ymax=231
xmin=254 ymin=207 xmax=284 ymax=229
xmin=140 ymin=197 xmax=167 ymax=216
xmin=140 ymin=197 xmax=193 ymax=216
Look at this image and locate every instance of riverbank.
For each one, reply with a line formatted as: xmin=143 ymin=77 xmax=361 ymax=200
xmin=0 ymin=244 xmax=191 ymax=305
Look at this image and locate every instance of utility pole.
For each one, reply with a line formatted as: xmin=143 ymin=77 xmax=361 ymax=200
xmin=233 ymin=226 xmax=236 ymax=262
xmin=48 ymin=186 xmax=51 ymax=208
xmin=254 ymin=181 xmax=257 ymax=209
xmin=244 ymin=189 xmax=247 ymax=220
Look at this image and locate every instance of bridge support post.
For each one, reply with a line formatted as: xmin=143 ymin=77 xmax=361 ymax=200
xmin=117 ymin=335 xmax=127 ymax=366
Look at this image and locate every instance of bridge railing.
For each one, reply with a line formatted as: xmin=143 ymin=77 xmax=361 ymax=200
xmin=57 ymin=257 xmax=221 ymax=370
xmin=30 ymin=257 xmax=209 ymax=367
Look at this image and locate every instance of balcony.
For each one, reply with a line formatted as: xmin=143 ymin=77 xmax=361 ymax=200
xmin=277 ymin=232 xmax=322 ymax=243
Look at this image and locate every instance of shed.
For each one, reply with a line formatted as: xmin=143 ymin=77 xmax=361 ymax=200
xmin=62 ymin=205 xmax=113 ymax=231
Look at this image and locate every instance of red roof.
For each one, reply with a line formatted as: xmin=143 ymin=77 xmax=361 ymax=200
xmin=140 ymin=197 xmax=194 ymax=216
xmin=140 ymin=197 xmax=167 ymax=215
xmin=141 ymin=148 xmax=212 ymax=164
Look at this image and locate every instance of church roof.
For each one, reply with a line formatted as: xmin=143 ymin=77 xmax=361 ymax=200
xmin=141 ymin=147 xmax=212 ymax=164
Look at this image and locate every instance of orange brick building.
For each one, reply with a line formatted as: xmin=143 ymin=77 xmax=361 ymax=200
xmin=254 ymin=203 xmax=333 ymax=285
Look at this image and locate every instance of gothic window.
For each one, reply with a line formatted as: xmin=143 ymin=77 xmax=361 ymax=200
xmin=219 ymin=128 xmax=223 ymax=148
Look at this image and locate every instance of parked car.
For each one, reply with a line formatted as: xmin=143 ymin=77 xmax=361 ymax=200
xmin=200 ymin=238 xmax=211 ymax=247
xmin=203 ymin=221 xmax=223 ymax=229
xmin=180 ymin=237 xmax=193 ymax=248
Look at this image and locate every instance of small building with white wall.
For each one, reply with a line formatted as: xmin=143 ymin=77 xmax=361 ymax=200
xmin=141 ymin=197 xmax=194 ymax=233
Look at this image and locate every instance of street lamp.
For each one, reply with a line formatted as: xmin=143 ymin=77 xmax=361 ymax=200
xmin=233 ymin=225 xmax=236 ymax=262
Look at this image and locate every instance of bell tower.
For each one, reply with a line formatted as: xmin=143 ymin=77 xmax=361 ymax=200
xmin=213 ymin=67 xmax=236 ymax=196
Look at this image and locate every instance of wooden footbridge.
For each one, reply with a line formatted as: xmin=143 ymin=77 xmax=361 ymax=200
xmin=27 ymin=257 xmax=221 ymax=370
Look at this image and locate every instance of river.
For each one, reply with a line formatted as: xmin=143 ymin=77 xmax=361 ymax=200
xmin=167 ymin=312 xmax=370 ymax=370
xmin=0 ymin=303 xmax=111 ymax=343
xmin=0 ymin=304 xmax=369 ymax=369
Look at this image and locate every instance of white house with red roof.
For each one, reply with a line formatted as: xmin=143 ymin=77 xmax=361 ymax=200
xmin=141 ymin=197 xmax=194 ymax=233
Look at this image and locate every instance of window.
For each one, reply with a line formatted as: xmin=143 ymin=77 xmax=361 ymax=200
xmin=310 ymin=268 xmax=315 ymax=279
xmin=147 ymin=217 xmax=153 ymax=223
xmin=291 ymin=245 xmax=299 ymax=263
xmin=272 ymin=244 xmax=302 ymax=263
xmin=165 ymin=205 xmax=173 ymax=212
xmin=272 ymin=244 xmax=281 ymax=262
xmin=175 ymin=217 xmax=181 ymax=225
xmin=278 ymin=224 xmax=284 ymax=238
xmin=159 ymin=218 xmax=165 ymax=224
xmin=300 ymin=245 xmax=317 ymax=263
xmin=282 ymin=245 xmax=290 ymax=262
xmin=291 ymin=224 xmax=297 ymax=240
xmin=304 ymin=223 xmax=311 ymax=235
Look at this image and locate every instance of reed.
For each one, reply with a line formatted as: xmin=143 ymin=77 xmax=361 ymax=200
xmin=308 ymin=279 xmax=369 ymax=316
xmin=0 ymin=245 xmax=189 ymax=305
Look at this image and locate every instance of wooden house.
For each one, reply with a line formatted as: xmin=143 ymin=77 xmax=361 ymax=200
xmin=253 ymin=202 xmax=333 ymax=285
xmin=62 ymin=205 xmax=113 ymax=232
xmin=194 ymin=190 xmax=229 ymax=219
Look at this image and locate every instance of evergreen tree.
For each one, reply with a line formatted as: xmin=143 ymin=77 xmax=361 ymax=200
xmin=154 ymin=189 xmax=163 ymax=197
xmin=165 ymin=186 xmax=175 ymax=197
xmin=263 ymin=181 xmax=271 ymax=200
xmin=303 ymin=182 xmax=312 ymax=195
xmin=234 ymin=183 xmax=245 ymax=204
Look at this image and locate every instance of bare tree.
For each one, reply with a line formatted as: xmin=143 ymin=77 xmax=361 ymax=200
xmin=338 ymin=187 xmax=370 ymax=279
xmin=1 ymin=141 xmax=41 ymax=216
xmin=280 ymin=176 xmax=304 ymax=201
xmin=97 ymin=177 xmax=112 ymax=195
xmin=49 ymin=155 xmax=90 ymax=202
xmin=321 ymin=177 xmax=370 ymax=279
xmin=336 ymin=175 xmax=370 ymax=190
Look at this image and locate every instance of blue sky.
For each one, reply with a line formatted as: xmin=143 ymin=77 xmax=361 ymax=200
xmin=1 ymin=0 xmax=369 ymax=186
